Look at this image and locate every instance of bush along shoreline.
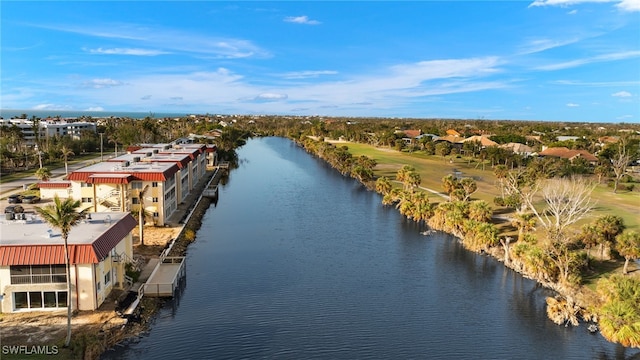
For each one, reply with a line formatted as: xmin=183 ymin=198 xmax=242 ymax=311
xmin=293 ymin=135 xmax=640 ymax=349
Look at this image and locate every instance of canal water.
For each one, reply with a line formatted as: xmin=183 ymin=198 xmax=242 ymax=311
xmin=103 ymin=137 xmax=638 ymax=360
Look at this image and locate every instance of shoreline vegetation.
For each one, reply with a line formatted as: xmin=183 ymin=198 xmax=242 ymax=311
xmin=290 ymin=134 xmax=640 ymax=349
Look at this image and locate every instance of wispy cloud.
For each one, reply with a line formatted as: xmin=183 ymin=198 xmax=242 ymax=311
xmin=552 ymin=80 xmax=640 ymax=86
xmin=566 ymin=102 xmax=580 ymax=107
xmin=249 ymin=93 xmax=289 ymax=102
xmin=529 ymin=0 xmax=614 ymax=8
xmin=32 ymin=22 xmax=270 ymax=59
xmin=82 ymin=78 xmax=125 ymax=88
xmin=85 ymin=106 xmax=104 ymax=111
xmin=518 ymin=38 xmax=580 ymax=55
xmin=528 ymin=0 xmax=639 ymax=11
xmin=284 ymin=16 xmax=321 ymax=25
xmin=33 ymin=103 xmax=73 ymax=111
xmin=85 ymin=47 xmax=169 ymax=56
xmin=612 ymin=91 xmax=632 ymax=97
xmin=616 ymin=0 xmax=640 ymax=11
xmin=536 ymin=50 xmax=640 ymax=70
xmin=279 ymin=70 xmax=338 ymax=79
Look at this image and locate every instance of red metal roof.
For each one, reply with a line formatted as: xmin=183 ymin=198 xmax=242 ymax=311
xmin=38 ymin=181 xmax=71 ymax=188
xmin=87 ymin=173 xmax=134 ymax=184
xmin=68 ymin=165 xmax=179 ymax=183
xmin=0 ymin=215 xmax=137 ymax=266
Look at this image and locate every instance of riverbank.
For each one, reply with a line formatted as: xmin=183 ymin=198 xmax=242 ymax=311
xmin=295 ymin=136 xmax=639 ymax=348
xmin=0 ymin=168 xmax=223 ymax=360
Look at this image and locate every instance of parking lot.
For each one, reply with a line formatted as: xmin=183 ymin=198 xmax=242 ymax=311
xmin=2 ymin=195 xmax=53 ymax=216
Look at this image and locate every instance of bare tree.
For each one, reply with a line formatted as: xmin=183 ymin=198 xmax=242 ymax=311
xmin=523 ymin=177 xmax=596 ymax=284
xmin=610 ymin=136 xmax=632 ymax=193
xmin=525 ymin=177 xmax=596 ymax=241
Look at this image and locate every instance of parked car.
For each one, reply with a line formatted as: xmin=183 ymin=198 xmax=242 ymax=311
xmin=5 ymin=205 xmax=24 ymax=214
xmin=22 ymin=195 xmax=41 ymax=204
xmin=7 ymin=194 xmax=23 ymax=203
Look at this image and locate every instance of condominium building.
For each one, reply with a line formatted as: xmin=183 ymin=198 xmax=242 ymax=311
xmin=0 ymin=212 xmax=136 ymax=312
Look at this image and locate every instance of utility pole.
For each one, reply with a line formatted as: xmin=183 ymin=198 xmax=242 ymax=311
xmin=99 ymin=133 xmax=104 ymax=162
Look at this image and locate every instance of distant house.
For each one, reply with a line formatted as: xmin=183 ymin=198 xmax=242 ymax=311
xmin=446 ymin=129 xmax=461 ymax=137
xmin=460 ymin=135 xmax=498 ymax=148
xmin=556 ymin=136 xmax=580 ymax=142
xmin=538 ymin=147 xmax=598 ymax=164
xmin=500 ymin=143 xmax=535 ymax=157
xmin=399 ymin=129 xmax=422 ymax=145
xmin=0 ymin=212 xmax=136 ymax=312
xmin=598 ymin=136 xmax=619 ymax=145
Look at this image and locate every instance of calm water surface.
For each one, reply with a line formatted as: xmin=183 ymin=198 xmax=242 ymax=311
xmin=103 ymin=137 xmax=638 ymax=360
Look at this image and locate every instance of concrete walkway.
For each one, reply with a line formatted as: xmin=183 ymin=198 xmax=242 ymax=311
xmin=131 ymin=258 xmax=159 ymax=292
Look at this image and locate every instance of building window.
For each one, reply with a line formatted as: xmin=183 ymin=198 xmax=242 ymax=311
xmin=152 ymin=197 xmax=158 ymax=203
xmin=81 ymin=183 xmax=93 ymax=187
xmin=132 ymin=198 xmax=139 ymax=204
xmin=153 ymin=212 xmax=159 ymax=217
xmin=14 ymin=291 xmax=68 ymax=310
xmin=152 ymin=182 xmax=158 ymax=187
xmin=96 ymin=281 xmax=101 ymax=292
xmin=10 ymin=265 xmax=66 ymax=284
xmin=82 ymin=197 xmax=92 ymax=203
xmin=131 ymin=182 xmax=143 ymax=189
xmin=104 ymin=271 xmax=111 ymax=286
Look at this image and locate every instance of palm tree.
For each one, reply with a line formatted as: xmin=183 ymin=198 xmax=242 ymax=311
xmin=375 ymin=176 xmax=392 ymax=195
xmin=34 ymin=196 xmax=87 ymax=347
xmin=468 ymin=200 xmax=493 ymax=222
xmin=35 ymin=167 xmax=52 ymax=181
xmin=615 ymin=231 xmax=640 ymax=275
xmin=594 ymin=215 xmax=626 ymax=259
xmin=512 ymin=212 xmax=537 ymax=242
xmin=596 ymin=275 xmax=640 ymax=348
xmin=60 ymin=145 xmax=74 ymax=176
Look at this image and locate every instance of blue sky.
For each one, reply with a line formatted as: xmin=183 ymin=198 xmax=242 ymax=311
xmin=2 ymin=1 xmax=639 ymax=122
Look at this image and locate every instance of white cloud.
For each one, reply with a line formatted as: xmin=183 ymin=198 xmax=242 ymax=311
xmin=85 ymin=47 xmax=169 ymax=56
xmin=616 ymin=0 xmax=640 ymax=11
xmin=528 ymin=0 xmax=639 ymax=11
xmin=568 ymin=9 xmax=579 ymax=13
xmin=612 ymin=91 xmax=632 ymax=97
xmin=518 ymin=38 xmax=580 ymax=55
xmin=251 ymin=93 xmax=288 ymax=102
xmin=39 ymin=23 xmax=270 ymax=59
xmin=280 ymin=70 xmax=338 ymax=79
xmin=82 ymin=78 xmax=125 ymax=88
xmin=536 ymin=50 xmax=640 ymax=70
xmin=85 ymin=106 xmax=105 ymax=111
xmin=284 ymin=16 xmax=321 ymax=25
xmin=32 ymin=103 xmax=73 ymax=110
xmin=529 ymin=0 xmax=614 ymax=7
xmin=617 ymin=114 xmax=633 ymax=119
xmin=566 ymin=103 xmax=580 ymax=107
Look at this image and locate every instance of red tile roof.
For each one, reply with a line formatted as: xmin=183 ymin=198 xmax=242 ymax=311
xmin=0 ymin=214 xmax=136 ymax=266
xmin=538 ymin=147 xmax=598 ymax=162
xmin=403 ymin=129 xmax=422 ymax=138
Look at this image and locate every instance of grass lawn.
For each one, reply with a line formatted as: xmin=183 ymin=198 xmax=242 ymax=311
xmin=340 ymin=141 xmax=640 ymax=232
